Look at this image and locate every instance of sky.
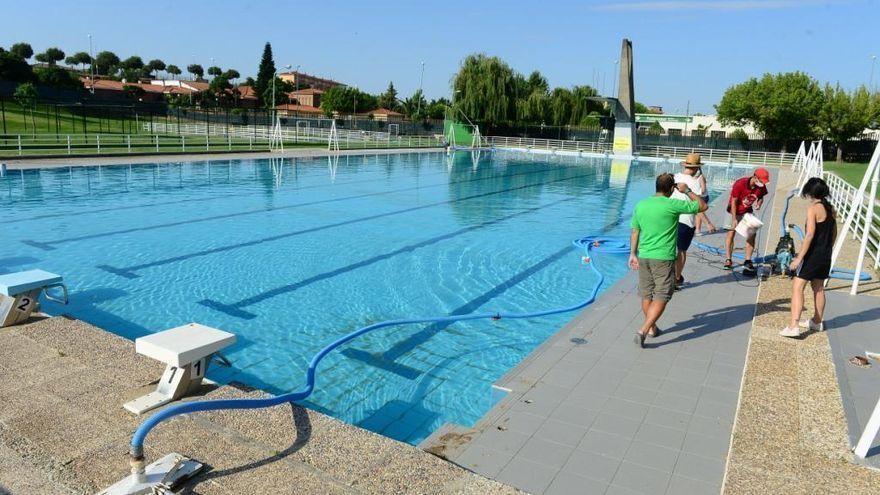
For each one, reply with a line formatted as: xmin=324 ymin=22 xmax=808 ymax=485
xmin=1 ymin=0 xmax=877 ymax=114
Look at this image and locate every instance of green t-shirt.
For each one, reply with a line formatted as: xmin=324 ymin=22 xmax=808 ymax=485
xmin=630 ymin=195 xmax=701 ymax=260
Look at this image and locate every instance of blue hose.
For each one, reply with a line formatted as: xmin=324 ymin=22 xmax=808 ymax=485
xmin=129 ymin=235 xmax=629 ymax=459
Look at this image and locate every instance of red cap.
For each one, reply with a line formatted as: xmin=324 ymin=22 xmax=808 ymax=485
xmin=754 ymin=167 xmax=770 ymax=184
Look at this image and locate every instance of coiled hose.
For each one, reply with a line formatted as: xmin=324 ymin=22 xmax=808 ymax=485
xmin=129 ymin=235 xmax=629 ymax=460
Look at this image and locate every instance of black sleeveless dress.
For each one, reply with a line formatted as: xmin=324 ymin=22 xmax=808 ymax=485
xmin=796 ymin=214 xmax=835 ymax=280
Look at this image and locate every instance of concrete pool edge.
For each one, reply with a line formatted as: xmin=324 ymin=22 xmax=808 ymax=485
xmin=0 ymin=315 xmax=523 ymax=494
xmin=2 ymin=146 xmax=446 ymax=170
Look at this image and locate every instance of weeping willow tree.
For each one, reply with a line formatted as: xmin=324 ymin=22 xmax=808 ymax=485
xmin=452 ymin=54 xmax=518 ymax=125
xmin=452 ymin=53 xmax=606 ymax=128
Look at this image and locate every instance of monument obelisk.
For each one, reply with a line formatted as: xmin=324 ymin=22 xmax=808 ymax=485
xmin=611 ymin=39 xmax=636 ymax=156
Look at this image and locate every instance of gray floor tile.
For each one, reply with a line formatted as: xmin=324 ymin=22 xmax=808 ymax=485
xmin=545 ymin=471 xmax=609 ymax=495
xmin=658 ymin=379 xmax=702 ymax=399
xmin=693 ymin=398 xmax=736 ymax=424
xmin=611 ymin=460 xmax=672 ymax=494
xmin=455 ymin=443 xmax=512 ymax=478
xmin=516 ymin=436 xmax=576 ymax=469
xmin=665 ymin=475 xmax=720 ymax=495
xmin=643 ymin=406 xmax=691 ymax=431
xmin=652 ymin=391 xmax=698 ymax=414
xmin=550 ymin=402 xmax=600 ymax=428
xmin=633 ymin=422 xmax=687 ymax=450
xmin=497 ymin=456 xmax=560 ymax=495
xmin=673 ymin=452 xmax=726 ymax=485
xmin=577 ymin=429 xmax=632 ymax=459
xmin=535 ymin=418 xmax=589 ymax=447
xmin=612 ymin=382 xmax=658 ymax=405
xmin=472 ymin=427 xmax=531 ymax=454
xmin=591 ymin=412 xmax=642 ymax=438
xmin=624 ymin=440 xmax=680 ymax=473
xmin=560 ymin=392 xmax=611 ymax=412
xmin=562 ymin=449 xmax=622 ymax=483
xmin=492 ymin=411 xmax=545 ymax=436
xmin=681 ymin=431 xmax=731 ymax=460
xmin=541 ymin=367 xmax=587 ymax=389
xmin=605 ymin=484 xmax=645 ymax=495
xmin=686 ymin=414 xmax=732 ymax=438
xmin=601 ymin=397 xmax=650 ymax=422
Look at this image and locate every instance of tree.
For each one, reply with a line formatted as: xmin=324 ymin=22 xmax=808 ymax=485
xmin=187 ymin=64 xmax=204 ymax=80
xmin=818 ymin=84 xmax=872 ymax=162
xmin=0 ymin=50 xmax=35 ymax=83
xmin=378 ymin=81 xmax=400 ymax=110
xmin=255 ymin=42 xmax=276 ymax=107
xmin=452 ymin=54 xmax=518 ymax=125
xmin=35 ymin=47 xmax=65 ymax=65
xmin=223 ymin=69 xmax=240 ymax=82
xmin=320 ymin=86 xmax=377 ymax=116
xmin=35 ymin=66 xmax=80 ymax=89
xmin=716 ymin=72 xmax=824 ymax=148
xmin=207 ymin=66 xmax=222 ymax=77
xmin=13 ymin=82 xmax=38 ymax=132
xmin=401 ymin=90 xmax=428 ymax=120
xmin=121 ymin=56 xmax=145 ymax=71
xmin=147 ymin=59 xmax=166 ymax=77
xmin=166 ymin=64 xmax=182 ymax=79
xmin=426 ymin=97 xmax=450 ymax=119
xmin=634 ymin=102 xmax=651 ymax=114
xmin=65 ymin=52 xmax=92 ymax=71
xmin=244 ymin=76 xmax=256 ymax=87
xmin=261 ymin=77 xmax=294 ymax=108
xmin=10 ymin=42 xmax=33 ymax=60
xmin=93 ymin=51 xmax=120 ymax=75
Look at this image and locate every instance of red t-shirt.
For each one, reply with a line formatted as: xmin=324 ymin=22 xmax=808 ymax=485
xmin=727 ymin=177 xmax=767 ymax=215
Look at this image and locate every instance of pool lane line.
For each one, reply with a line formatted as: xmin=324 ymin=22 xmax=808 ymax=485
xmin=21 ymin=165 xmax=568 ymax=250
xmin=341 ymin=244 xmax=577 ymax=379
xmin=198 ymin=196 xmax=581 ymax=319
xmin=4 ymin=157 xmax=458 ymax=224
xmin=97 ymin=168 xmax=601 ymax=279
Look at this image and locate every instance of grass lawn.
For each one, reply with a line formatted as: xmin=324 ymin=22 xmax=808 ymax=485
xmin=824 ymin=162 xmax=879 ymax=199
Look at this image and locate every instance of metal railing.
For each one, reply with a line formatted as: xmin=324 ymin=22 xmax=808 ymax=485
xmin=824 ymin=170 xmax=880 ymax=268
xmin=144 ymin=122 xmax=442 ymax=149
xmin=483 ymin=136 xmax=796 ymax=166
xmin=0 ymin=133 xmax=268 ymax=156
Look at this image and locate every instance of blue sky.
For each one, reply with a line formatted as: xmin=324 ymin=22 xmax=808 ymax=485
xmin=1 ymin=0 xmax=875 ymax=113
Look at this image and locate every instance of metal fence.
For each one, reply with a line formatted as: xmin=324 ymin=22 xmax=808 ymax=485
xmin=824 ymin=171 xmax=880 ymax=269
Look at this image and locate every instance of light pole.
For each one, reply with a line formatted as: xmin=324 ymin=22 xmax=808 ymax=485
xmin=417 ymin=61 xmax=425 ymax=119
xmin=871 ymin=55 xmax=877 ymax=92
xmin=87 ymin=34 xmax=94 ymax=93
xmin=294 ymin=64 xmax=301 ymax=91
xmin=612 ymin=59 xmax=619 ymax=96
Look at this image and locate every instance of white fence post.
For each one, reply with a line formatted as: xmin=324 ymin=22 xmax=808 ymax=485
xmin=155 ymin=134 xmax=159 ymax=153
xmin=182 ymin=135 xmax=186 ymax=152
xmin=67 ymin=135 xmax=71 ymax=155
xmin=17 ymin=135 xmax=21 ymax=156
xmin=127 ymin=134 xmax=131 ymax=153
xmin=97 ymin=135 xmax=101 ymax=154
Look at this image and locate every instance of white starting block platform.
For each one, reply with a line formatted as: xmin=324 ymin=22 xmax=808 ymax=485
xmin=0 ymin=269 xmax=67 ymax=327
xmin=124 ymin=323 xmax=236 ymax=415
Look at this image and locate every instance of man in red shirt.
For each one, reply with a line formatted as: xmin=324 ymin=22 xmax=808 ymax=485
xmin=723 ymin=168 xmax=770 ymax=272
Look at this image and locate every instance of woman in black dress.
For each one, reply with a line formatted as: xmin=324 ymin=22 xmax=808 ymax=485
xmin=780 ymin=178 xmax=837 ymax=338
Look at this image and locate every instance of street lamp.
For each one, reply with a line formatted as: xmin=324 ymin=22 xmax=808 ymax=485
xmin=294 ymin=64 xmax=301 ymax=91
xmin=87 ymin=34 xmax=94 ymax=93
xmin=417 ymin=61 xmax=425 ymax=119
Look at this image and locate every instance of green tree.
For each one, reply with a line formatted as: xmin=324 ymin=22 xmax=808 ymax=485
xmin=147 ymin=59 xmax=166 ymax=77
xmin=207 ymin=66 xmax=222 ymax=77
xmin=65 ymin=52 xmax=92 ymax=71
xmin=223 ymin=69 xmax=240 ymax=81
xmin=121 ymin=56 xmax=144 ymax=71
xmin=646 ymin=121 xmax=664 ymax=135
xmin=93 ymin=51 xmax=120 ymax=75
xmin=426 ymin=97 xmax=449 ymax=119
xmin=570 ymin=85 xmax=603 ymax=126
xmin=166 ymin=64 xmax=181 ymax=78
xmin=13 ymin=82 xmax=38 ymax=132
xmin=320 ymin=86 xmax=377 ymax=116
xmin=818 ymin=84 xmax=872 ymax=162
xmin=401 ymin=89 xmax=427 ymax=120
xmin=452 ymin=54 xmax=518 ymax=125
xmin=10 ymin=42 xmax=33 ymax=60
xmin=378 ymin=81 xmax=400 ymax=110
xmin=0 ymin=50 xmax=35 ymax=83
xmin=716 ymin=72 xmax=824 ymax=149
xmin=255 ymin=42 xmax=276 ymax=107
xmin=35 ymin=47 xmax=65 ymax=65
xmin=262 ymin=77 xmax=294 ymax=108
xmin=187 ymin=64 xmax=204 ymax=80
xmin=35 ymin=66 xmax=80 ymax=89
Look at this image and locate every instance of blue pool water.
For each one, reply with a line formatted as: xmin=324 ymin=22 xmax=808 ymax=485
xmin=0 ymin=151 xmax=748 ymax=445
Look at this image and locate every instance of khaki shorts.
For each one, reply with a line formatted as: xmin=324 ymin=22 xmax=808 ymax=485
xmin=638 ymin=258 xmax=676 ymax=302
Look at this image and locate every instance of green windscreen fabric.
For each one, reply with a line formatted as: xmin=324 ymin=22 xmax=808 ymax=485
xmin=443 ymin=119 xmax=475 ymax=147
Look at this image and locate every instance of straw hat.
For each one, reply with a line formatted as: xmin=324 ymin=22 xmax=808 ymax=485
xmin=682 ymin=153 xmax=703 ymax=167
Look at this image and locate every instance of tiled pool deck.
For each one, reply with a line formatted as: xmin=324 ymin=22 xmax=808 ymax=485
xmin=425 ymin=170 xmax=778 ymax=494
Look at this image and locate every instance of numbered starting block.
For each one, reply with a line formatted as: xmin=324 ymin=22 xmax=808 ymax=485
xmin=123 ymin=323 xmax=236 ymax=415
xmin=0 ymin=269 xmax=68 ymax=327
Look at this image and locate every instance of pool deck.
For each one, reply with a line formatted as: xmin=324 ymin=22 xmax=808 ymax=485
xmin=2 ymin=147 xmax=446 ymax=170
xmin=424 ymin=170 xmax=775 ymax=495
xmin=0 ymin=316 xmax=518 ymax=494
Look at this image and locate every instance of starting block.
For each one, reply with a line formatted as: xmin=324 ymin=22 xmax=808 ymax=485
xmin=123 ymin=323 xmax=236 ymax=415
xmin=0 ymin=269 xmax=68 ymax=327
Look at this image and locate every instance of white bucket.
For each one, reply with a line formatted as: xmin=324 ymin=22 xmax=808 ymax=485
xmin=735 ymin=213 xmax=764 ymax=238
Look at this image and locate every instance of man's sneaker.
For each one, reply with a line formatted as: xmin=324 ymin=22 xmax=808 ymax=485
xmin=742 ymin=260 xmax=756 ymax=275
xmin=799 ymin=319 xmax=824 ymax=332
xmin=779 ymin=326 xmax=804 ymax=338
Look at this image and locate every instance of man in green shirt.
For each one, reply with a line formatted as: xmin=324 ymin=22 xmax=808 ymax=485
xmin=629 ymin=173 xmax=707 ymax=348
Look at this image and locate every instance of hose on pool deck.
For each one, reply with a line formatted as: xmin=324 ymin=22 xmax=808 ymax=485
xmin=128 ymin=235 xmax=630 ymax=460
xmin=694 ymin=186 xmax=871 ymax=281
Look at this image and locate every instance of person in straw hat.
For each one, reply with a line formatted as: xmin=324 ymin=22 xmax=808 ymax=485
xmin=670 ymin=153 xmax=705 ymax=289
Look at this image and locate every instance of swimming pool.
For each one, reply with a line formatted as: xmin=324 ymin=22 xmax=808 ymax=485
xmin=0 ymin=151 xmax=749 ymax=445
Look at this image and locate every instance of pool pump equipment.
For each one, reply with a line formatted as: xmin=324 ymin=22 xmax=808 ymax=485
xmin=773 ymin=228 xmax=797 ymax=275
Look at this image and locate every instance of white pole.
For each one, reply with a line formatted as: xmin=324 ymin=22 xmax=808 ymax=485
xmin=850 ymin=157 xmax=879 ymax=295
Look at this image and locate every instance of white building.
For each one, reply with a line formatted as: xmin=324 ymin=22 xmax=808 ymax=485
xmin=635 ymin=114 xmax=761 ymax=138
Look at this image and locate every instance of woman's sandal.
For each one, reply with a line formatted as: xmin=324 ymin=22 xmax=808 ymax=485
xmin=849 ymin=356 xmax=871 ymax=368
xmin=634 ymin=332 xmax=646 ymax=348
xmin=723 ymin=259 xmax=733 ymax=270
